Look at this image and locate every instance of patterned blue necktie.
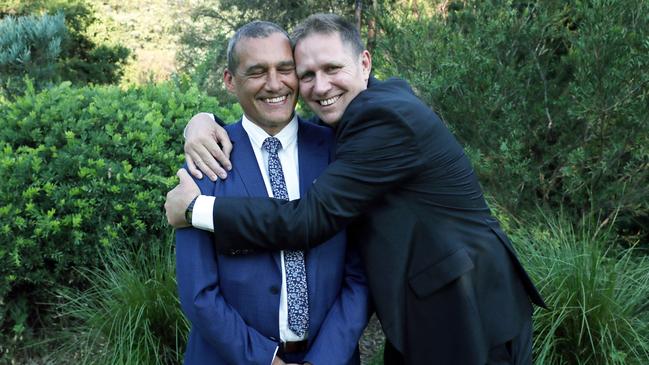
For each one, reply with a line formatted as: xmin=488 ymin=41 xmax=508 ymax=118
xmin=262 ymin=136 xmax=309 ymax=337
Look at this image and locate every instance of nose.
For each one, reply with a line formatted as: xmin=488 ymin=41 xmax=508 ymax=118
xmin=265 ymin=70 xmax=282 ymax=92
xmin=312 ymin=73 xmax=331 ymax=96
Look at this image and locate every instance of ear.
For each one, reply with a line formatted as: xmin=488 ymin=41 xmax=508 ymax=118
xmin=223 ymin=69 xmax=236 ymax=93
xmin=359 ymin=50 xmax=372 ymax=83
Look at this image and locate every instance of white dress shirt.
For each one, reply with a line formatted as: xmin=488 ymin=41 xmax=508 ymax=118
xmin=192 ymin=113 xmax=306 ymax=344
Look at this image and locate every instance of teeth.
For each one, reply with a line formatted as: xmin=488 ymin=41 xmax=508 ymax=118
xmin=319 ymin=96 xmax=339 ymax=106
xmin=264 ymin=95 xmax=287 ymax=104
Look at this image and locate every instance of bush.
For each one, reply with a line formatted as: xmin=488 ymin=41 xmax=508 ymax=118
xmin=56 ymin=239 xmax=189 ymax=365
xmin=0 ymin=13 xmax=66 ymax=97
xmin=507 ymin=210 xmax=649 ymax=364
xmin=0 ymin=0 xmax=130 ymax=97
xmin=0 ymin=79 xmax=240 ymax=358
xmin=372 ymin=0 xmax=649 ymax=241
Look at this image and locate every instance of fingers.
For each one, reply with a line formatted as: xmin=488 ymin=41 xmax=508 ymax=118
xmin=185 ymin=154 xmax=203 ymax=180
xmin=202 ymin=138 xmax=230 ymax=180
xmin=185 ymin=139 xmax=220 ymax=181
xmin=183 ymin=113 xmax=233 ymax=181
xmin=164 ymin=177 xmax=193 ymax=228
xmin=177 ymin=168 xmax=198 ymax=192
xmin=176 ymin=168 xmax=193 ymax=184
xmin=214 ymin=126 xmax=233 ymax=169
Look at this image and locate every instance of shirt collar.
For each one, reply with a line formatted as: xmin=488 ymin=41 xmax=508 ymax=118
xmin=241 ymin=113 xmax=298 ymax=152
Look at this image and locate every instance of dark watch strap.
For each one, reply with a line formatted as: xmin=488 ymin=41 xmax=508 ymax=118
xmin=185 ymin=196 xmax=198 ymax=225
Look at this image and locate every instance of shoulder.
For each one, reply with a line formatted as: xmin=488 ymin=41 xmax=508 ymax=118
xmin=347 ymin=78 xmax=414 ymax=118
xmin=182 ymin=162 xmax=217 ymax=195
xmin=363 ymin=77 xmax=416 ymax=101
xmin=341 ymin=77 xmax=436 ymax=133
xmin=298 ymin=117 xmax=335 ymax=147
xmin=224 ymin=119 xmax=243 ymax=133
xmin=339 ymin=80 xmax=414 ymax=133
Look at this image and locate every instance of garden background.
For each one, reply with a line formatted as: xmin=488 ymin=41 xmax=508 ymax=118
xmin=1 ymin=0 xmax=648 ymax=364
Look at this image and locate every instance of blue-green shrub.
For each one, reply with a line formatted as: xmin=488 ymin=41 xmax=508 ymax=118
xmin=0 ymin=12 xmax=66 ymax=97
xmin=1 ymin=0 xmax=131 ymax=98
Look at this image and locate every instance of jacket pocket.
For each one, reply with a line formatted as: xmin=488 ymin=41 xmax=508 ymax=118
xmin=408 ymin=248 xmax=474 ymax=299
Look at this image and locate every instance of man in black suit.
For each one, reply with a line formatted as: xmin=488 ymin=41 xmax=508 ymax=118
xmin=166 ymin=13 xmax=545 ymax=365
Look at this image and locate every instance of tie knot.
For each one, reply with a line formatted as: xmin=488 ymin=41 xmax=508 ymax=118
xmin=262 ymin=137 xmax=282 ymax=155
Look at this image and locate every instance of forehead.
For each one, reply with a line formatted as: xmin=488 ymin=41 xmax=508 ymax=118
xmin=235 ymin=33 xmax=293 ymax=68
xmin=294 ymin=32 xmax=355 ymax=69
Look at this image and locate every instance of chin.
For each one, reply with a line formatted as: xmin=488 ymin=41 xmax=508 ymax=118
xmin=319 ymin=117 xmax=339 ymax=126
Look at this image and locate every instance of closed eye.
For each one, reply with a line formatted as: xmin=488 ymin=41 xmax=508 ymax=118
xmin=325 ymin=65 xmax=342 ymax=73
xmin=299 ymin=71 xmax=315 ymax=82
xmin=278 ymin=66 xmax=295 ymax=74
xmin=244 ymin=66 xmax=267 ymax=77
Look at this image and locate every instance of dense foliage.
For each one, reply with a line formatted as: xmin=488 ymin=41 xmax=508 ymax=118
xmin=0 ymin=79 xmax=240 ymax=357
xmin=372 ymin=0 xmax=649 ymax=242
xmin=176 ymin=0 xmax=362 ymax=98
xmin=0 ymin=13 xmax=66 ymax=98
xmin=0 ymin=0 xmax=130 ymax=98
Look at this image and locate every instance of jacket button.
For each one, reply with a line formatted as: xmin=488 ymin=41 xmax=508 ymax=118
xmin=270 ymin=286 xmax=280 ymax=295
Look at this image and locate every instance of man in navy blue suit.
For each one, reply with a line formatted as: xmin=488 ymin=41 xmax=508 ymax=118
xmin=174 ymin=20 xmax=369 ymax=365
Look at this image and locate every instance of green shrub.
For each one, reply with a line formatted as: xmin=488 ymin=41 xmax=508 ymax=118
xmin=0 ymin=0 xmax=130 ymax=97
xmin=55 ymin=238 xmax=188 ymax=365
xmin=509 ymin=210 xmax=649 ymax=364
xmin=0 ymin=12 xmax=66 ymax=97
xmin=372 ymin=0 xmax=649 ymax=241
xmin=0 ymin=79 xmax=239 ymax=358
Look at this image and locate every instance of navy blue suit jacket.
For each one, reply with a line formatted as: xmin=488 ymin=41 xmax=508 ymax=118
xmin=176 ymin=119 xmax=369 ymax=365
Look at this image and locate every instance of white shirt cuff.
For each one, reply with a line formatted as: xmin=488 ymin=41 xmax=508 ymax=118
xmin=271 ymin=346 xmax=279 ymax=365
xmin=192 ymin=195 xmax=215 ymax=232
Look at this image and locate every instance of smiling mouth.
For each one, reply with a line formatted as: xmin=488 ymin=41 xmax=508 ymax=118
xmin=263 ymin=95 xmax=288 ymax=104
xmin=318 ymin=95 xmax=340 ymax=106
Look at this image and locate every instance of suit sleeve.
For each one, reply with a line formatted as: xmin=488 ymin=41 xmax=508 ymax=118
xmin=303 ymin=242 xmax=370 ymax=365
xmin=212 ymin=104 xmax=422 ymax=251
xmin=176 ymin=169 xmax=278 ymax=364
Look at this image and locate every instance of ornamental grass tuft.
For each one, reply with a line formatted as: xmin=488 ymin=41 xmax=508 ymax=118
xmin=509 ymin=210 xmax=649 ymax=364
xmin=55 ymin=238 xmax=188 ymax=365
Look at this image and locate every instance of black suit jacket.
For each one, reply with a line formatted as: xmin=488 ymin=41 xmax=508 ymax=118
xmin=212 ymin=77 xmax=545 ymax=364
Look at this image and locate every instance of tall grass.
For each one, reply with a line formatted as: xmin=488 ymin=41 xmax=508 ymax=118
xmin=509 ymin=211 xmax=649 ymax=364
xmin=56 ymin=238 xmax=189 ymax=365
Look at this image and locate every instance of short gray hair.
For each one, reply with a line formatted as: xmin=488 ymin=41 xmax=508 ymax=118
xmin=290 ymin=13 xmax=365 ymax=56
xmin=227 ymin=21 xmax=289 ymax=72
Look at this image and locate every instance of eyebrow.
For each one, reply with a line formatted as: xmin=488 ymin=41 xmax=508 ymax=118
xmin=297 ymin=62 xmax=342 ymax=77
xmin=242 ymin=60 xmax=295 ymax=75
xmin=277 ymin=60 xmax=295 ymax=68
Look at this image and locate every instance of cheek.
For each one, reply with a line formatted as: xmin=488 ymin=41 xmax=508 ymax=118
xmin=243 ymin=79 xmax=265 ymax=93
xmin=281 ymin=75 xmax=298 ymax=89
xmin=298 ymin=82 xmax=313 ymax=98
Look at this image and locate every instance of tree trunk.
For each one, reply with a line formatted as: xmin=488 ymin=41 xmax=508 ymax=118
xmin=366 ymin=0 xmax=377 ymax=53
xmin=355 ymin=0 xmax=362 ymax=31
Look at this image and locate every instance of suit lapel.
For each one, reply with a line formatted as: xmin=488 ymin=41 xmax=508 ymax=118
xmin=296 ymin=119 xmax=330 ymax=301
xmin=229 ymin=122 xmax=268 ymax=198
xmin=229 ymin=122 xmax=282 ymax=269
